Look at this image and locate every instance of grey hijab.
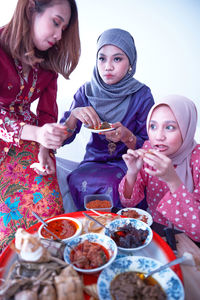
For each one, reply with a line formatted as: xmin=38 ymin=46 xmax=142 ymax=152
xmin=85 ymin=28 xmax=144 ymax=123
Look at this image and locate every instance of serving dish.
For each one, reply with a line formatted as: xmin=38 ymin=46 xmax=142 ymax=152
xmin=63 ymin=233 xmax=118 ymax=274
xmin=117 ymin=207 xmax=153 ymax=226
xmin=0 ymin=211 xmax=183 ymax=300
xmin=38 ymin=216 xmax=82 ymax=243
xmin=84 ymin=123 xmax=114 ymax=133
xmin=84 ymin=193 xmax=113 ymax=212
xmin=104 ymin=218 xmax=153 ymax=253
xmin=97 ymin=256 xmax=184 ymax=300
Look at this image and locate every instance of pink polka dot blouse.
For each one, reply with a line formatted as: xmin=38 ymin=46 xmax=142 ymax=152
xmin=119 ymin=141 xmax=200 ymax=242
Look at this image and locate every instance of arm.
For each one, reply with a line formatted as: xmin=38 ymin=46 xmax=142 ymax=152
xmin=60 ymin=86 xmax=101 ymax=145
xmin=119 ymin=148 xmax=146 ymax=206
xmin=156 ymin=148 xmax=200 ymax=241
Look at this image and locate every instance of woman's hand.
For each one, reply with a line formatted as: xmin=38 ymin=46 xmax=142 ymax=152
xmin=103 ymin=122 xmax=135 ymax=146
xmin=122 ymin=148 xmax=145 ymax=175
xmin=36 ymin=123 xmax=67 ymax=149
xmin=21 ymin=123 xmax=68 ymax=149
xmin=71 ymin=106 xmax=101 ymax=128
xmin=36 ymin=146 xmax=55 ymax=175
xmin=122 ymin=148 xmax=145 ymax=199
xmin=143 ymin=150 xmax=182 ymax=192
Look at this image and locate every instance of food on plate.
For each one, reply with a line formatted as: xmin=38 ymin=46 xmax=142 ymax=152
xmin=70 ymin=240 xmax=109 ymax=269
xmin=86 ymin=199 xmax=112 ymax=209
xmin=121 ymin=209 xmax=148 ymax=224
xmin=99 ymin=121 xmax=111 ymax=129
xmin=111 ymin=223 xmax=149 ymax=248
xmin=82 ymin=214 xmax=120 ymax=234
xmin=40 ymin=218 xmax=78 ymax=240
xmin=14 ymin=228 xmax=50 ymax=262
xmin=89 ymin=121 xmax=111 ymax=130
xmin=14 ymin=290 xmax=38 ymax=300
xmin=110 ymin=271 xmax=166 ymax=300
xmin=0 ymin=228 xmax=84 ymax=300
xmin=83 ymin=283 xmax=98 ymax=299
xmin=38 ymin=285 xmax=57 ymax=300
xmin=54 ymin=265 xmax=84 ymax=300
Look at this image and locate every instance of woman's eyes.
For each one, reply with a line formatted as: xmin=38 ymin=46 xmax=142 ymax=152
xmin=150 ymin=124 xmax=156 ymax=130
xmin=98 ymin=57 xmax=123 ymax=62
xmin=53 ymin=19 xmax=60 ymax=27
xmin=114 ymin=57 xmax=122 ymax=62
xmin=150 ymin=124 xmax=176 ymax=131
xmin=166 ymin=125 xmax=175 ymax=130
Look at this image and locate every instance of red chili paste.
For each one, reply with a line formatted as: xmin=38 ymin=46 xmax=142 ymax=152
xmin=41 ymin=218 xmax=78 ymax=239
xmin=86 ymin=199 xmax=111 ymax=209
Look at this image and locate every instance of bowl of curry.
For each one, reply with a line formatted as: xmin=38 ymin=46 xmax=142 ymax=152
xmin=63 ymin=233 xmax=118 ymax=274
xmin=38 ymin=216 xmax=82 ymax=243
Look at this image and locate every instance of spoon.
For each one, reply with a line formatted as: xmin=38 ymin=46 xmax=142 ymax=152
xmin=140 ymin=252 xmax=194 ymax=280
xmin=32 ymin=211 xmax=81 ymax=257
xmin=32 ymin=211 xmax=66 ymax=245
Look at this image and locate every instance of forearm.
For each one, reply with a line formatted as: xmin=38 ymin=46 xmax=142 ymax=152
xmin=123 ymin=171 xmax=138 ymax=199
xmin=121 ymin=130 xmax=136 ymax=150
xmin=21 ymin=124 xmax=40 ymax=142
xmin=63 ymin=112 xmax=78 ymax=135
xmin=166 ymin=177 xmax=182 ymax=193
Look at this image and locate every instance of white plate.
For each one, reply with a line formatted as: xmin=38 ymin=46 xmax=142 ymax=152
xmin=83 ymin=123 xmax=114 ymax=133
xmin=63 ymin=233 xmax=117 ymax=274
xmin=97 ymin=256 xmax=184 ymax=300
xmin=104 ymin=218 xmax=153 ymax=253
xmin=117 ymin=208 xmax=153 ymax=226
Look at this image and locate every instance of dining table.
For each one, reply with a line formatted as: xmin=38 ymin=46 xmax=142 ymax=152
xmin=0 ymin=210 xmax=200 ymax=300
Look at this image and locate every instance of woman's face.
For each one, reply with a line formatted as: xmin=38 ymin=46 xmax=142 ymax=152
xmin=31 ymin=1 xmax=71 ymax=51
xmin=97 ymin=45 xmax=130 ymax=85
xmin=148 ymin=105 xmax=183 ymax=156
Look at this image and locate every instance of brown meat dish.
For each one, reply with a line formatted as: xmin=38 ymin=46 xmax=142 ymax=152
xmin=111 ymin=223 xmax=149 ymax=248
xmin=121 ymin=210 xmax=148 ymax=224
xmin=110 ymin=271 xmax=166 ymax=300
xmin=100 ymin=121 xmax=111 ymax=129
xmin=70 ymin=240 xmax=109 ymax=269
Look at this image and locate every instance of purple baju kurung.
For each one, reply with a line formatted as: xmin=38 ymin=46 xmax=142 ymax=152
xmin=61 ymin=84 xmax=154 ymax=209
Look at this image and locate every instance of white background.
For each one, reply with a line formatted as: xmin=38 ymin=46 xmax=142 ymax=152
xmin=1 ymin=0 xmax=200 ymax=161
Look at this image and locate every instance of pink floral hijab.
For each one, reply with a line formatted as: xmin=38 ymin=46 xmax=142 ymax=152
xmin=146 ymin=95 xmax=198 ymax=192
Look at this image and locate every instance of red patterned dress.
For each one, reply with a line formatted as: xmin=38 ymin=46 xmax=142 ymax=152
xmin=0 ymin=46 xmax=64 ymax=253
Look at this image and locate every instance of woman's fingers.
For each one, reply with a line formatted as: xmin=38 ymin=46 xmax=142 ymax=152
xmin=74 ymin=106 xmax=100 ymax=128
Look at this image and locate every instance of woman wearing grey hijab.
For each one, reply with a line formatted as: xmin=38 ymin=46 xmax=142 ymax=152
xmin=61 ymin=28 xmax=154 ymax=210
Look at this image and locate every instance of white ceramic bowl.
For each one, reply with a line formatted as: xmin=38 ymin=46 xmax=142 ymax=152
xmin=97 ymin=256 xmax=184 ymax=300
xmin=63 ymin=233 xmax=118 ymax=274
xmin=38 ymin=216 xmax=82 ymax=243
xmin=104 ymin=218 xmax=153 ymax=253
xmin=84 ymin=193 xmax=113 ymax=212
xmin=117 ymin=207 xmax=153 ymax=226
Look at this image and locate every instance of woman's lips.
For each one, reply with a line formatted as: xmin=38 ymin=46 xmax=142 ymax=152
xmin=153 ymin=145 xmax=168 ymax=152
xmin=48 ymin=41 xmax=54 ymax=47
xmin=105 ymin=74 xmax=113 ymax=78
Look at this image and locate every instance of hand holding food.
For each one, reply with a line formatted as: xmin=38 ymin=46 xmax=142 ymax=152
xmin=122 ymin=148 xmax=146 ymax=175
xmin=71 ymin=106 xmax=101 ymax=128
xmin=143 ymin=150 xmax=182 ymax=189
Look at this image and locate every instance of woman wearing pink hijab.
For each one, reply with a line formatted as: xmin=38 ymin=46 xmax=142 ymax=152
xmin=119 ymin=95 xmax=200 ymax=242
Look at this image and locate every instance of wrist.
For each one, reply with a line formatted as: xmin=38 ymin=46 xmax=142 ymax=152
xmin=167 ymin=178 xmax=182 ymax=193
xmin=64 ymin=114 xmax=77 ymax=132
xmin=122 ymin=132 xmax=136 ymax=145
xmin=21 ymin=124 xmax=39 ymax=142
